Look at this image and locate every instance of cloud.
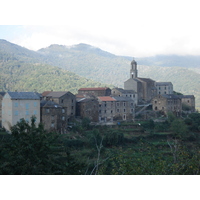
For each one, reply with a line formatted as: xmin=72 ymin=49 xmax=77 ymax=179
xmin=5 ymin=0 xmax=200 ymax=57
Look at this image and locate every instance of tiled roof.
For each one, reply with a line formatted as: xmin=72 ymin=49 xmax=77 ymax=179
xmin=178 ymin=95 xmax=195 ymax=98
xmin=137 ymin=77 xmax=155 ymax=83
xmin=161 ymin=94 xmax=181 ymax=99
xmin=112 ymin=96 xmax=133 ymax=102
xmin=42 ymin=91 xmax=52 ymax=97
xmin=46 ymin=91 xmax=69 ymax=98
xmin=79 ymin=87 xmax=109 ymax=91
xmin=7 ymin=92 xmax=40 ymax=100
xmin=113 ymin=88 xmax=135 ymax=94
xmin=40 ymin=100 xmax=62 ymax=108
xmin=156 ymin=82 xmax=172 ymax=86
xmin=98 ymin=96 xmax=116 ymax=102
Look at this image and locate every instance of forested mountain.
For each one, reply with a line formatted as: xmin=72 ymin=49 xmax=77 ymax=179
xmin=0 ymin=39 xmax=200 ymax=108
xmin=0 ymin=46 xmax=111 ymax=93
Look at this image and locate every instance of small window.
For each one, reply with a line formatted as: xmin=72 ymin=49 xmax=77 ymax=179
xmin=14 ymin=102 xmax=18 ymax=107
xmin=34 ymin=110 xmax=37 ymax=115
xmin=34 ymin=102 xmax=37 ymax=107
xmin=14 ymin=110 xmax=18 ymax=116
xmin=26 ymin=103 xmax=29 ymax=110
xmin=62 ymin=116 xmax=65 ymax=121
xmin=51 ymin=122 xmax=55 ymax=128
xmin=62 ymin=109 xmax=65 ymax=113
xmin=51 ymin=115 xmax=55 ymax=120
xmin=46 ymin=108 xmax=50 ymax=113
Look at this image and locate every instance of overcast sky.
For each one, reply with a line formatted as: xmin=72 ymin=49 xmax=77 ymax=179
xmin=1 ymin=0 xmax=200 ymax=57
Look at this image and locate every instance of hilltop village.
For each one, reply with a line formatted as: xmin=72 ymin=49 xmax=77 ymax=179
xmin=0 ymin=59 xmax=196 ymax=133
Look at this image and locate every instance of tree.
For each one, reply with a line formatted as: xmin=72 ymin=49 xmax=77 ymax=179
xmin=0 ymin=117 xmax=66 ymax=174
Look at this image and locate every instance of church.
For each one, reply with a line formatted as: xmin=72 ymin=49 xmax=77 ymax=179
xmin=124 ymin=59 xmax=158 ymax=104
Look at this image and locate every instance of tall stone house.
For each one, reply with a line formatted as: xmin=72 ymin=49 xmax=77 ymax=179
xmin=40 ymin=100 xmax=68 ymax=133
xmin=179 ymin=95 xmax=195 ymax=112
xmin=76 ymin=98 xmax=99 ymax=122
xmin=155 ymin=82 xmax=173 ymax=95
xmin=111 ymin=88 xmax=138 ymax=105
xmin=152 ymin=94 xmax=182 ymax=116
xmin=42 ymin=91 xmax=76 ymax=122
xmin=98 ymin=96 xmax=135 ymax=122
xmin=2 ymin=92 xmax=41 ymax=131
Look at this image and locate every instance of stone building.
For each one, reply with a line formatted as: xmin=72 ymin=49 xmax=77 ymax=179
xmin=42 ymin=91 xmax=76 ymax=122
xmin=40 ymin=100 xmax=68 ymax=133
xmin=0 ymin=92 xmax=6 ymax=127
xmin=2 ymin=92 xmax=41 ymax=131
xmin=97 ymin=96 xmax=135 ymax=122
xmin=152 ymin=94 xmax=182 ymax=116
xmin=112 ymin=96 xmax=135 ymax=121
xmin=111 ymin=88 xmax=138 ymax=105
xmin=124 ymin=59 xmax=157 ymax=103
xmin=76 ymin=98 xmax=99 ymax=122
xmin=179 ymin=95 xmax=195 ymax=112
xmin=155 ymin=82 xmax=173 ymax=95
xmin=78 ymin=87 xmax=111 ymax=97
xmin=98 ymin=96 xmax=116 ymax=123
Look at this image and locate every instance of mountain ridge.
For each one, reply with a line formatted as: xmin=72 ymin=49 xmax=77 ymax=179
xmin=0 ymin=39 xmax=200 ymax=109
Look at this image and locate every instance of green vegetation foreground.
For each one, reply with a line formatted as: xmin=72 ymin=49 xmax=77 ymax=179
xmin=0 ymin=113 xmax=200 ymax=175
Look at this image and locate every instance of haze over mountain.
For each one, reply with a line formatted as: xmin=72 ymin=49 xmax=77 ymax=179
xmin=0 ymin=39 xmax=200 ymax=109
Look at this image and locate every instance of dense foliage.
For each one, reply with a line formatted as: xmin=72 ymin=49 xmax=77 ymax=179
xmin=0 ymin=113 xmax=200 ymax=175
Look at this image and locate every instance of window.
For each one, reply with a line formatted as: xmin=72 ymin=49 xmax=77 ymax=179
xmin=124 ymin=109 xmax=126 ymax=113
xmin=14 ymin=110 xmax=18 ymax=116
xmin=62 ymin=109 xmax=65 ymax=113
xmin=117 ymin=109 xmax=119 ymax=112
xmin=34 ymin=110 xmax=37 ymax=115
xmin=51 ymin=115 xmax=55 ymax=120
xmin=26 ymin=103 xmax=29 ymax=110
xmin=123 ymin=102 xmax=126 ymax=106
xmin=71 ymin=106 xmax=74 ymax=110
xmin=14 ymin=102 xmax=18 ymax=107
xmin=34 ymin=102 xmax=37 ymax=107
xmin=26 ymin=110 xmax=29 ymax=115
xmin=111 ymin=110 xmax=113 ymax=113
xmin=62 ymin=116 xmax=65 ymax=121
xmin=51 ymin=122 xmax=55 ymax=128
xmin=46 ymin=108 xmax=50 ymax=113
xmin=61 ymin=99 xmax=64 ymax=103
xmin=105 ymin=110 xmax=106 ymax=113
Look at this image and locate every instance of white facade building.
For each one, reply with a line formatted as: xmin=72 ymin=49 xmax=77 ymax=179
xmin=2 ymin=92 xmax=40 ymax=131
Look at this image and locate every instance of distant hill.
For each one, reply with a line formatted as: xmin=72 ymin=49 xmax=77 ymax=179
xmin=0 ymin=39 xmax=200 ymax=109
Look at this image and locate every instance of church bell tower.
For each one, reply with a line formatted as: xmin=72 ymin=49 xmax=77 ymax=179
xmin=130 ymin=58 xmax=138 ymax=79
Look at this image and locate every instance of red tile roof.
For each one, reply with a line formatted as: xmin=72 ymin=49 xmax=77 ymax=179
xmin=78 ymin=87 xmax=109 ymax=91
xmin=98 ymin=96 xmax=116 ymax=102
xmin=42 ymin=91 xmax=52 ymax=97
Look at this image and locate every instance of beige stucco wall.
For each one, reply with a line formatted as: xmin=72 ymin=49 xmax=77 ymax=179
xmin=2 ymin=95 xmax=40 ymax=131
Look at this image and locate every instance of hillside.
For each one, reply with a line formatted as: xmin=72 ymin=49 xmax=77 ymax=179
xmin=0 ymin=53 xmax=111 ymax=94
xmin=0 ymin=39 xmax=200 ymax=109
